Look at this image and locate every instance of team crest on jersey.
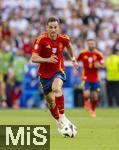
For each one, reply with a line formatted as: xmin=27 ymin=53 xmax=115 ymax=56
xmin=46 ymin=45 xmax=51 ymax=49
xmin=34 ymin=44 xmax=38 ymax=50
xmin=52 ymin=48 xmax=57 ymax=53
xmin=84 ymin=55 xmax=88 ymax=59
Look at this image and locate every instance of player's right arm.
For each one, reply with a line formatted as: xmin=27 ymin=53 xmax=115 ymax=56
xmin=31 ymin=37 xmax=58 ymax=64
xmin=94 ymin=50 xmax=105 ymax=68
xmin=32 ymin=53 xmax=58 ymax=63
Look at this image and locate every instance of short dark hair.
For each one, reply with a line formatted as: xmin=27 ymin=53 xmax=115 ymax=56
xmin=46 ymin=16 xmax=59 ymax=25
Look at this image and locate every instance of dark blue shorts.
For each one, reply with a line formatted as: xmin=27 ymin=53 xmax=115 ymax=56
xmin=40 ymin=72 xmax=66 ymax=95
xmin=84 ymin=81 xmax=100 ymax=92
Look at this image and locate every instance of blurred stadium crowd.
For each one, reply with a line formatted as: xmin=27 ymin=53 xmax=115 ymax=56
xmin=0 ymin=0 xmax=119 ymax=108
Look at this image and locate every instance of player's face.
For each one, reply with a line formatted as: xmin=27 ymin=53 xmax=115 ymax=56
xmin=87 ymin=40 xmax=96 ymax=51
xmin=46 ymin=21 xmax=59 ymax=39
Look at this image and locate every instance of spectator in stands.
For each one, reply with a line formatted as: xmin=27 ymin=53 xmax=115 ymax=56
xmin=0 ymin=22 xmax=11 ymax=40
xmin=12 ymin=49 xmax=28 ymax=108
xmin=5 ymin=69 xmax=16 ymax=108
xmin=22 ymin=35 xmax=34 ymax=58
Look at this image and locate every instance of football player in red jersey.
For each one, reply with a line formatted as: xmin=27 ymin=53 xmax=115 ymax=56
xmin=32 ymin=16 xmax=78 ymax=129
xmin=77 ymin=39 xmax=105 ymax=117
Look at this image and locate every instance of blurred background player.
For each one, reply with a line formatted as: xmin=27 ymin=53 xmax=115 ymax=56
xmin=32 ymin=16 xmax=78 ymax=129
xmin=77 ymin=39 xmax=105 ymax=117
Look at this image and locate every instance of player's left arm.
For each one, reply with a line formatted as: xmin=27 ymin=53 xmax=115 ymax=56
xmin=94 ymin=53 xmax=105 ymax=68
xmin=66 ymin=42 xmax=78 ymax=70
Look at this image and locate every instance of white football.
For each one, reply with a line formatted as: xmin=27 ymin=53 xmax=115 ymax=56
xmin=58 ymin=123 xmax=77 ymax=138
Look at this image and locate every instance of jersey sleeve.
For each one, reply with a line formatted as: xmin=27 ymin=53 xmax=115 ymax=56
xmin=62 ymin=35 xmax=70 ymax=47
xmin=97 ymin=52 xmax=104 ymax=64
xmin=77 ymin=51 xmax=83 ymax=61
xmin=32 ymin=36 xmax=43 ymax=54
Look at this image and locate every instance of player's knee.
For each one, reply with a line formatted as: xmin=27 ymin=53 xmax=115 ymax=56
xmin=92 ymin=91 xmax=99 ymax=100
xmin=83 ymin=92 xmax=90 ymax=99
xmin=52 ymin=87 xmax=62 ymax=97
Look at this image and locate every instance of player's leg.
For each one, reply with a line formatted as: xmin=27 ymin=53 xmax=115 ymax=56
xmin=40 ymin=73 xmax=73 ymax=128
xmin=83 ymin=81 xmax=91 ymax=112
xmin=83 ymin=90 xmax=91 ymax=112
xmin=91 ymin=91 xmax=99 ymax=111
xmin=52 ymin=77 xmax=73 ymax=127
xmin=90 ymin=82 xmax=100 ymax=117
xmin=45 ymin=84 xmax=66 ymax=129
xmin=45 ymin=91 xmax=60 ymax=120
xmin=40 ymin=77 xmax=60 ymax=120
xmin=52 ymin=78 xmax=64 ymax=115
xmin=90 ymin=91 xmax=99 ymax=117
xmin=91 ymin=82 xmax=100 ymax=111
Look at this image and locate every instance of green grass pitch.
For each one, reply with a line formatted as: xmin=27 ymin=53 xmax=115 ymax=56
xmin=0 ymin=108 xmax=119 ymax=150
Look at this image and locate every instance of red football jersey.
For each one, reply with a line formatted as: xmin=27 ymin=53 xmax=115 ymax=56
xmin=77 ymin=49 xmax=104 ymax=82
xmin=32 ymin=32 xmax=70 ymax=78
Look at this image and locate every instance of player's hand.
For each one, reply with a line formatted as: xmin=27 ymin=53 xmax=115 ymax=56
xmin=47 ymin=55 xmax=58 ymax=63
xmin=94 ymin=61 xmax=100 ymax=68
xmin=73 ymin=61 xmax=78 ymax=70
xmin=71 ymin=57 xmax=78 ymax=70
